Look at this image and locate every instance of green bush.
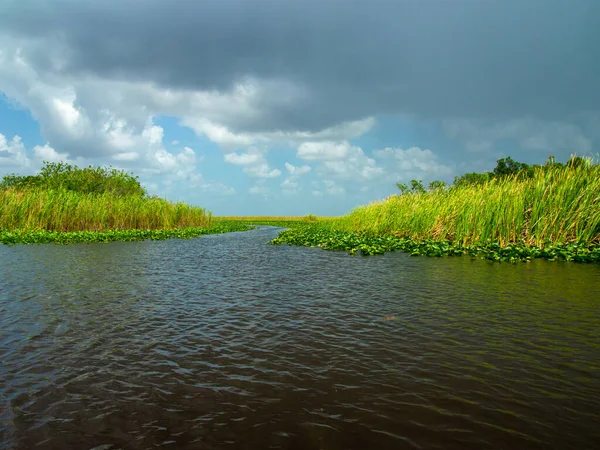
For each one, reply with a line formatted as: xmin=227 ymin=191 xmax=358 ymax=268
xmin=0 ymin=161 xmax=146 ymax=197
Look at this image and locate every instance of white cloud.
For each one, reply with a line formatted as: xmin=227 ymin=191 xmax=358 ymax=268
xmin=297 ymin=141 xmax=384 ymax=181
xmin=274 ymin=117 xmax=375 ymax=143
xmin=184 ymin=116 xmax=376 ymax=151
xmin=114 ymin=121 xmax=204 ymax=187
xmin=113 ymin=152 xmax=140 ymax=161
xmin=52 ymin=94 xmax=85 ymax=137
xmin=0 ymin=134 xmax=30 ymax=170
xmin=373 ymin=146 xmax=454 ymax=180
xmin=0 ymin=43 xmax=207 ymax=174
xmin=244 ymin=164 xmax=281 ymax=178
xmin=223 ymin=147 xmax=281 ymax=178
xmin=154 ymin=145 xmax=196 ymax=172
xmin=0 ymin=118 xmax=205 ymax=197
xmin=142 ymin=123 xmax=164 ymax=146
xmin=281 ymin=177 xmax=299 ymax=190
xmin=2 ymin=0 xmax=598 ymax=129
xmin=281 ymin=162 xmax=311 ymax=194
xmin=0 ymin=37 xmax=378 ymax=206
xmin=186 ymin=119 xmax=255 ymax=150
xmin=0 ymin=133 xmax=88 ymax=177
xmin=33 ymin=144 xmax=68 ymax=162
xmin=284 ymin=162 xmax=311 ymax=175
xmin=224 ymin=151 xmax=264 ymax=166
xmin=0 ymin=42 xmax=286 ymax=157
xmin=102 ymin=114 xmax=136 ymax=150
xmin=297 ymin=141 xmax=350 ymax=161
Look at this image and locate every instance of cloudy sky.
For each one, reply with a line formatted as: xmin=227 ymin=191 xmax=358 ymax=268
xmin=1 ymin=0 xmax=598 ymax=215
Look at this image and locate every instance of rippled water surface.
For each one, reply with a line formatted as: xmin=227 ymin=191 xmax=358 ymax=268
xmin=1 ymin=227 xmax=599 ymax=449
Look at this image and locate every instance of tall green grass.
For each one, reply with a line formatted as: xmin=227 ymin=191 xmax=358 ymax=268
xmin=0 ymin=188 xmax=211 ymax=232
xmin=216 ymin=215 xmax=335 ymax=222
xmin=331 ymin=165 xmax=600 ymax=247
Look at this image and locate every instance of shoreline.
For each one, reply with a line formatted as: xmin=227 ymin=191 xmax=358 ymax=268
xmin=0 ymin=222 xmax=253 ymax=245
xmin=268 ymin=223 xmax=600 ymax=263
xmin=3 ymin=219 xmax=599 ymax=263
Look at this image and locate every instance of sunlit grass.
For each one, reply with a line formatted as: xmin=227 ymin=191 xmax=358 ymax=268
xmin=270 ymin=164 xmax=600 ymax=262
xmin=0 ymin=188 xmax=212 ymax=232
xmin=330 ymin=165 xmax=600 ymax=247
xmin=216 ymin=215 xmax=336 ymax=222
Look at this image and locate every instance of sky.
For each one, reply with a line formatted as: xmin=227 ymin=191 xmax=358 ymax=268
xmin=0 ymin=0 xmax=598 ymax=216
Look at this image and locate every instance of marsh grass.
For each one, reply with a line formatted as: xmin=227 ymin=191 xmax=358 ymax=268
xmin=331 ymin=165 xmax=600 ymax=247
xmin=0 ymin=188 xmax=211 ymax=232
xmin=270 ymin=164 xmax=600 ymax=262
xmin=216 ymin=215 xmax=334 ymax=222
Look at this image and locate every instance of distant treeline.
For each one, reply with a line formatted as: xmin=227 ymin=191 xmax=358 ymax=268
xmin=453 ymin=154 xmax=594 ymax=187
xmin=397 ymin=155 xmax=596 ymax=194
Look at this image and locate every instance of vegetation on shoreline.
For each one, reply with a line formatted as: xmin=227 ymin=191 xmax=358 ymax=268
xmin=270 ymin=156 xmax=600 ymax=262
xmin=2 ymin=155 xmax=598 ymax=262
xmin=213 ymin=215 xmax=337 ymax=230
xmin=0 ymin=222 xmax=253 ymax=245
xmin=269 ymin=225 xmax=600 ymax=262
xmin=1 ymin=162 xmax=212 ymax=235
xmin=1 ymin=188 xmax=212 ymax=231
xmin=216 ymin=215 xmax=331 ymax=223
xmin=337 ymin=164 xmax=599 ymax=247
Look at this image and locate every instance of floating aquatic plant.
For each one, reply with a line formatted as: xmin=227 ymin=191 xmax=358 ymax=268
xmin=0 ymin=222 xmax=253 ymax=245
xmin=268 ymin=223 xmax=600 ymax=263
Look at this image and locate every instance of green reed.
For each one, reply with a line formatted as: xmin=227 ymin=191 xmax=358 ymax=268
xmin=269 ymin=164 xmax=599 ymax=262
xmin=0 ymin=188 xmax=211 ymax=232
xmin=331 ymin=165 xmax=599 ymax=247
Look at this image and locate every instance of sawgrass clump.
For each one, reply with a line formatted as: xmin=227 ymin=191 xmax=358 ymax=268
xmin=1 ymin=162 xmax=212 ymax=236
xmin=332 ymin=164 xmax=600 ymax=247
xmin=0 ymin=187 xmax=211 ymax=232
xmin=270 ymin=163 xmax=600 ymax=262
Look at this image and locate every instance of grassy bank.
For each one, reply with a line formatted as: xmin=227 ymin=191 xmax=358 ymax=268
xmin=335 ymin=164 xmax=599 ymax=247
xmin=270 ymin=225 xmax=600 ymax=262
xmin=0 ymin=187 xmax=212 ymax=232
xmin=0 ymin=162 xmax=228 ymax=245
xmin=270 ymin=164 xmax=600 ymax=262
xmin=216 ymin=215 xmax=335 ymax=223
xmin=214 ymin=215 xmax=336 ymax=229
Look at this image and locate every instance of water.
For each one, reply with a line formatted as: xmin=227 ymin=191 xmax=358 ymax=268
xmin=1 ymin=227 xmax=599 ymax=449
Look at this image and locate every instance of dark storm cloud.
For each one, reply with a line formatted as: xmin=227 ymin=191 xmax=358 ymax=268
xmin=1 ymin=0 xmax=599 ymax=132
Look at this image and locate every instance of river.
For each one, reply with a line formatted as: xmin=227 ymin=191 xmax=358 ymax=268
xmin=1 ymin=226 xmax=599 ymax=449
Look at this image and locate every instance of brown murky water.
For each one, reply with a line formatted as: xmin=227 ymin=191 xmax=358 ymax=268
xmin=1 ymin=227 xmax=599 ymax=449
